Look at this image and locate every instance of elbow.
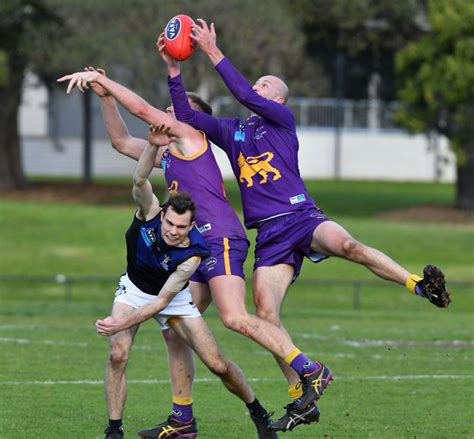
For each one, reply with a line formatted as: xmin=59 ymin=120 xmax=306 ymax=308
xmin=132 ymin=175 xmax=146 ymax=188
xmin=111 ymin=140 xmax=124 ymax=153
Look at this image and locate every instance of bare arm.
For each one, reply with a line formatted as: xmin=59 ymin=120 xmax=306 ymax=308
xmin=95 ymin=256 xmax=201 ymax=335
xmin=57 ymin=70 xmax=199 ymax=144
xmin=132 ymin=140 xmax=161 ymax=220
xmin=100 ymin=96 xmax=153 ymax=160
xmin=84 ymin=67 xmax=150 ymax=160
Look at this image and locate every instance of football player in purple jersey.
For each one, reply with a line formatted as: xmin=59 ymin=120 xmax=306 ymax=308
xmin=161 ymin=19 xmax=452 ymax=431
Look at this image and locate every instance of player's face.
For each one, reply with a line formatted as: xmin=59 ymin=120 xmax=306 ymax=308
xmin=160 ymin=206 xmax=193 ymax=246
xmin=253 ymin=76 xmax=281 ymax=101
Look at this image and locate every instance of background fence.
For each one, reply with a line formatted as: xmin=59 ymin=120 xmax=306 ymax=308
xmin=1 ymin=274 xmax=470 ymax=310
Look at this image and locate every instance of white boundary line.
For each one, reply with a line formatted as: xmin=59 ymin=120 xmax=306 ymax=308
xmin=1 ymin=375 xmax=473 ymax=385
xmin=2 ymin=336 xmax=473 ymax=349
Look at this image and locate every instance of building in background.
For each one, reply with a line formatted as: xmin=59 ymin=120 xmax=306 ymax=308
xmin=20 ymin=73 xmax=455 ymax=182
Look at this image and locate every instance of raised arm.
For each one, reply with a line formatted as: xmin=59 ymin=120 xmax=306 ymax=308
xmin=57 ymin=69 xmax=199 ymax=145
xmin=95 ymin=256 xmax=201 ymax=335
xmin=191 ymin=19 xmax=295 ymax=129
xmin=132 ymin=139 xmax=161 ymax=221
xmin=156 ymin=34 xmax=230 ymax=149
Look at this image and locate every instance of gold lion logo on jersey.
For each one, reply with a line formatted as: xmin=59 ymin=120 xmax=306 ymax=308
xmin=237 ymin=152 xmax=282 ymax=187
xmin=168 ymin=180 xmax=179 ymax=193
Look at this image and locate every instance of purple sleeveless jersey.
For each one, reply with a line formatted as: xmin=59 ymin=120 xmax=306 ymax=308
xmin=168 ymin=58 xmax=318 ymax=229
xmin=161 ymin=135 xmax=246 ymax=241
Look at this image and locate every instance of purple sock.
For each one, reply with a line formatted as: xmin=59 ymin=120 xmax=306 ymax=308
xmin=415 ymin=284 xmax=426 ymax=298
xmin=290 ymin=353 xmax=320 ymax=377
xmin=172 ymin=402 xmax=193 ymax=423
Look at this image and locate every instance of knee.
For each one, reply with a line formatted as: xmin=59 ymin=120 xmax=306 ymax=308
xmin=253 ymin=290 xmax=281 ymax=325
xmin=219 ymin=310 xmax=249 ymax=334
xmin=341 ymin=238 xmax=364 ymax=260
xmin=255 ymin=306 xmax=281 ymax=326
xmin=162 ymin=328 xmax=180 ymax=344
xmin=206 ymin=355 xmax=230 ymax=377
xmin=108 ymin=346 xmax=129 ymax=368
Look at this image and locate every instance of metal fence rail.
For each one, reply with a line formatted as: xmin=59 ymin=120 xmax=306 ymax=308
xmin=1 ymin=275 xmax=471 ymax=310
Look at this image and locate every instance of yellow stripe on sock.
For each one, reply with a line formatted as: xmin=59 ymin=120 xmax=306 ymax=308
xmin=406 ymin=274 xmax=422 ymax=294
xmin=284 ymin=348 xmax=302 ymax=365
xmin=288 ymin=382 xmax=303 ymax=400
xmin=223 ymin=237 xmax=231 ymax=275
xmin=172 ymin=396 xmax=193 ymax=405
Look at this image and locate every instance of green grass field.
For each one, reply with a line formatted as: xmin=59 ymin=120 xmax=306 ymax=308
xmin=0 ymin=179 xmax=473 ymax=438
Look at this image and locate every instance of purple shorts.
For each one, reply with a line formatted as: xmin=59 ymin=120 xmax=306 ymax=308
xmin=190 ymin=237 xmax=249 ymax=283
xmin=254 ymin=208 xmax=330 ymax=280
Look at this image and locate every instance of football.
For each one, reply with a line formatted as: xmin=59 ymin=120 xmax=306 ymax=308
xmin=164 ymin=15 xmax=196 ymax=61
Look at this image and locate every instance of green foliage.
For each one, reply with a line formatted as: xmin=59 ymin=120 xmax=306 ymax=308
xmin=290 ymin=0 xmax=426 ymax=54
xmin=396 ymin=0 xmax=474 ymax=144
xmin=0 ymin=50 xmax=7 ymax=85
xmin=27 ymin=0 xmax=322 ymax=100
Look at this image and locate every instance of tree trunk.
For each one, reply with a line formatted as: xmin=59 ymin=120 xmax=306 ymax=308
xmin=0 ymin=51 xmax=27 ymax=190
xmin=455 ymin=137 xmax=474 ymax=210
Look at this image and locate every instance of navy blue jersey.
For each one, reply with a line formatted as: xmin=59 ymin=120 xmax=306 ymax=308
xmin=125 ymin=212 xmax=210 ymax=295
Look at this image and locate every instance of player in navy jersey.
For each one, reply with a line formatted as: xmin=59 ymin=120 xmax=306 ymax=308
xmin=92 ymin=134 xmax=275 ymax=439
xmin=159 ymin=19 xmax=452 ymax=431
xmin=58 ymin=68 xmax=326 ymax=437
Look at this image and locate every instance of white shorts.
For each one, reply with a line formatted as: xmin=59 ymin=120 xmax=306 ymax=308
xmin=114 ymin=273 xmax=201 ymax=330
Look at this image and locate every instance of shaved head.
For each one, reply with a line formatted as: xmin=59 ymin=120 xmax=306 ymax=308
xmin=265 ymin=75 xmax=289 ymax=103
xmin=253 ymin=75 xmax=289 ymax=105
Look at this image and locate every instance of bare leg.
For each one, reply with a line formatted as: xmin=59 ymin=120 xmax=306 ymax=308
xmin=160 ymin=281 xmax=213 ymax=401
xmin=161 ymin=328 xmax=194 ymax=400
xmin=208 ymin=274 xmax=298 ymax=362
xmin=311 ymin=221 xmax=410 ymax=284
xmin=105 ymin=302 xmax=139 ymax=420
xmin=252 ymin=265 xmax=300 ymax=385
xmin=170 ymin=316 xmax=255 ymax=403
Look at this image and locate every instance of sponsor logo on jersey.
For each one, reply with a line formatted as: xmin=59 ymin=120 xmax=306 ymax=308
xmin=254 ymin=126 xmax=267 ymax=140
xmin=160 ymin=254 xmax=170 ymax=271
xmin=237 ymin=151 xmax=282 ymax=187
xmin=165 ymin=17 xmax=181 ymax=40
xmin=206 ymin=257 xmax=217 ymax=269
xmin=234 ymin=130 xmax=245 ymax=141
xmin=140 ymin=227 xmax=157 ymax=247
xmin=289 ymin=194 xmax=306 ymax=205
xmin=198 ymin=223 xmax=212 ymax=233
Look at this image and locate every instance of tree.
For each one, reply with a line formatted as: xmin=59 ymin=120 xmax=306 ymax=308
xmin=0 ymin=0 xmax=319 ymax=189
xmin=289 ymin=0 xmax=428 ymax=100
xmin=396 ymin=0 xmax=474 ymax=210
xmin=0 ymin=0 xmax=63 ymax=189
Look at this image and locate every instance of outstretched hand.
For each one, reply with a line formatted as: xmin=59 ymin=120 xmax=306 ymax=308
xmin=57 ymin=70 xmax=100 ymax=94
xmin=156 ymin=33 xmax=179 ymax=67
xmin=148 ymin=124 xmax=176 ymax=146
xmin=190 ymin=19 xmax=217 ymax=54
xmin=84 ymin=67 xmax=110 ymax=98
xmin=95 ymin=316 xmax=125 ymax=336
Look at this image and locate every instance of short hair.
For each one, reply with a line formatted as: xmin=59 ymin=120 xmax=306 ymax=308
xmin=186 ymin=92 xmax=213 ymax=115
xmin=162 ymin=191 xmax=196 ymax=223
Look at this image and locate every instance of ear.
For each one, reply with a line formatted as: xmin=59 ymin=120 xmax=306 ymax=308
xmin=190 ymin=220 xmax=196 ymax=229
xmin=160 ymin=210 xmax=164 ymax=220
xmin=276 ymin=95 xmax=285 ymax=105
